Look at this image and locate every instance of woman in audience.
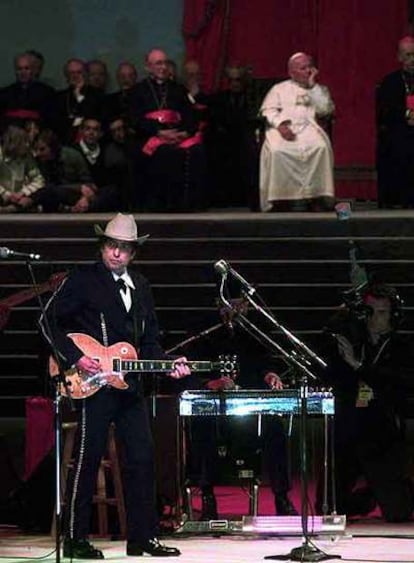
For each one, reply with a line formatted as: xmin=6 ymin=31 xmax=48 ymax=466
xmin=0 ymin=125 xmax=44 ymax=212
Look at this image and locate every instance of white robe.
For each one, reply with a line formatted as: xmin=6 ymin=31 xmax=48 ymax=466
xmin=259 ymin=79 xmax=335 ymax=211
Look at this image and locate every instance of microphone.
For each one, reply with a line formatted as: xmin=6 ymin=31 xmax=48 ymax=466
xmin=214 ymin=259 xmax=256 ymax=295
xmin=0 ymin=246 xmax=41 ymax=261
xmin=214 ymin=259 xmax=229 ymax=277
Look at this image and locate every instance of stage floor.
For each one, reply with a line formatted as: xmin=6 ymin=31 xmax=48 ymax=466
xmin=1 ymin=521 xmax=414 ymax=563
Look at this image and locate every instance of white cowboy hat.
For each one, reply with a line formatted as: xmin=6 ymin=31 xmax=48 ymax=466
xmin=94 ymin=213 xmax=149 ymax=244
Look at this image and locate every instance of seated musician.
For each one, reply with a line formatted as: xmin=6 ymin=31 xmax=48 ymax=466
xmin=170 ymin=298 xmax=297 ymax=519
xmin=321 ymin=283 xmax=414 ymax=522
xmin=204 ymin=365 xmax=298 ymax=518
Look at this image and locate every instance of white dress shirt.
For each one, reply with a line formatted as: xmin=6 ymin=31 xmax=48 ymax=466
xmin=113 ymin=271 xmax=135 ymax=312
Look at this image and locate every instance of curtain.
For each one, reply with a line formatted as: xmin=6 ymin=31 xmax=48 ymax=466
xmin=227 ymin=0 xmax=317 ymax=79
xmin=183 ymin=0 xmax=409 ymax=176
xmin=183 ymin=0 xmax=231 ymax=92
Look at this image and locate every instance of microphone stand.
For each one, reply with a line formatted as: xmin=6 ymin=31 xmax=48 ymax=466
xmin=26 ymin=260 xmax=74 ymax=563
xmin=217 ymin=269 xmax=340 ymax=562
xmin=217 ymin=274 xmax=325 ymax=379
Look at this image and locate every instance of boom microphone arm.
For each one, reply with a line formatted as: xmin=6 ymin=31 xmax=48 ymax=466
xmin=215 ymin=260 xmax=326 ymax=379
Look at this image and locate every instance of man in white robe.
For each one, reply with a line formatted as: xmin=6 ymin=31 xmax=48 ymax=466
xmin=260 ymin=52 xmax=335 ymax=212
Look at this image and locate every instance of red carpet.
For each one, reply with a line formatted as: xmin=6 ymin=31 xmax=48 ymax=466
xmin=189 ymin=482 xmax=382 ymax=519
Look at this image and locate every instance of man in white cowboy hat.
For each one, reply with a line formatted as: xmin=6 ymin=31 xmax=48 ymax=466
xmin=41 ymin=213 xmax=189 ymax=559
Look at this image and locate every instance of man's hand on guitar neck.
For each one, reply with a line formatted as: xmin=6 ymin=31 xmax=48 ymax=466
xmin=75 ymin=352 xmax=190 ymax=379
xmin=77 ymin=355 xmax=101 ymax=375
xmin=169 ymin=356 xmax=190 ymax=379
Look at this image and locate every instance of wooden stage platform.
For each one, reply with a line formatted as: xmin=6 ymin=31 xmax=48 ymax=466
xmin=1 ymin=520 xmax=414 ymax=563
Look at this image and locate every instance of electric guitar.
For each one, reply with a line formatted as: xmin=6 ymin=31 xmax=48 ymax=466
xmin=49 ymin=332 xmax=238 ymax=399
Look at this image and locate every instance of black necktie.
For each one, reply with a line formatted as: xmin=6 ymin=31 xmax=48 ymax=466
xmin=117 ymin=278 xmax=127 ymax=292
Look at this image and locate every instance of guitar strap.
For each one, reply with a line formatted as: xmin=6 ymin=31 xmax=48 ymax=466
xmin=130 ymin=288 xmax=142 ymax=385
xmin=100 ymin=312 xmax=109 ymax=347
xmin=131 ymin=290 xmax=139 ymax=349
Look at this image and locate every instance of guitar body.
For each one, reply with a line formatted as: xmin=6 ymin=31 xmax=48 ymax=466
xmin=49 ymin=333 xmax=237 ymax=400
xmin=49 ymin=333 xmax=138 ymax=399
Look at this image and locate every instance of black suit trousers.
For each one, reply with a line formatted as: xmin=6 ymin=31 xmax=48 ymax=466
xmin=65 ymin=387 xmax=157 ymax=543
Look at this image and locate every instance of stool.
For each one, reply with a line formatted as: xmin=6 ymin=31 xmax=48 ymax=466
xmin=52 ymin=422 xmax=127 ymax=539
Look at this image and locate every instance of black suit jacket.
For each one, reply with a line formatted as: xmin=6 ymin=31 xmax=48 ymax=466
xmin=44 ymin=261 xmax=165 ymax=370
xmin=376 ymin=70 xmax=414 ymax=141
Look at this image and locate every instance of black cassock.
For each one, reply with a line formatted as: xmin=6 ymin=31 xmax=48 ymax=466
xmin=376 ymin=69 xmax=414 ymax=208
xmin=129 ymin=77 xmax=207 ymax=212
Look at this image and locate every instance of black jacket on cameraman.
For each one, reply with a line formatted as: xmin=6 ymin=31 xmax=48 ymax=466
xmin=319 ymin=306 xmax=414 ymax=521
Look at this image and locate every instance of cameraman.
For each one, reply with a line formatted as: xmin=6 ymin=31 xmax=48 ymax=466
xmin=322 ymin=283 xmax=414 ymax=522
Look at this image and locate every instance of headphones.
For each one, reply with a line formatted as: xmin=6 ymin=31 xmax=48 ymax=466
xmin=363 ymin=283 xmax=404 ymax=327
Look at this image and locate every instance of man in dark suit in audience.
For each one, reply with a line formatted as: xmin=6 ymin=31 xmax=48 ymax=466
xmin=72 ymin=116 xmax=121 ymax=212
xmin=54 ymin=59 xmax=104 ymax=143
xmin=105 ymin=62 xmax=139 ymax=127
xmin=377 ymin=36 xmax=414 ymax=208
xmin=129 ymin=48 xmax=207 ymax=212
xmin=206 ymin=65 xmax=256 ymax=209
xmin=87 ymin=60 xmax=109 ymax=93
xmin=104 ymin=115 xmax=142 ymax=211
xmin=0 ymin=52 xmax=55 ymax=130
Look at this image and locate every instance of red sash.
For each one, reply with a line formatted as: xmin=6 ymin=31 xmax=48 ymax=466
xmin=145 ymin=109 xmax=181 ymax=125
xmin=179 ymin=131 xmax=203 ymax=149
xmin=5 ymin=109 xmax=40 ymax=120
xmin=142 ymin=109 xmax=202 ymax=155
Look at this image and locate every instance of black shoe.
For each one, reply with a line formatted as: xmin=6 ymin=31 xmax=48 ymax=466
xmin=63 ymin=539 xmax=104 ymax=559
xmin=127 ymin=538 xmax=181 ymax=557
xmin=275 ymin=493 xmax=298 ymax=516
xmin=200 ymin=491 xmax=218 ymax=520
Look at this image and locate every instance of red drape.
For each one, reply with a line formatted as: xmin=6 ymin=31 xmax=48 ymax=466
xmin=318 ymin=0 xmax=408 ymax=166
xmin=183 ymin=0 xmax=409 ymax=193
xmin=183 ymin=0 xmax=232 ymax=92
xmin=25 ymin=396 xmax=54 ymax=479
xmin=226 ymin=1 xmax=318 ymax=78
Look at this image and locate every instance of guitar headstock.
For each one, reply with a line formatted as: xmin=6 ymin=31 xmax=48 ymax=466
xmin=49 ymin=271 xmax=67 ymax=291
xmin=217 ymin=354 xmax=239 ymax=379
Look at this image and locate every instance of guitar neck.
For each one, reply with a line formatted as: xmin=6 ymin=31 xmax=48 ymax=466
xmin=0 ymin=272 xmax=66 ymax=309
xmin=1 ymin=281 xmax=51 ymax=309
xmin=118 ymin=359 xmax=217 ymax=373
